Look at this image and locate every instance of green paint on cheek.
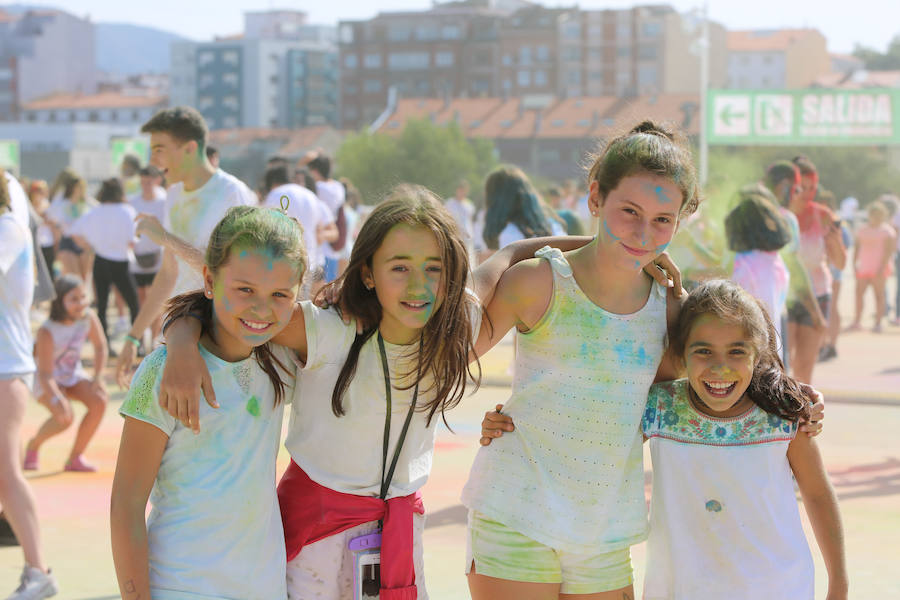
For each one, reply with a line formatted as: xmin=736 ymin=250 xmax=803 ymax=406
xmin=246 ymin=395 xmax=260 ymax=417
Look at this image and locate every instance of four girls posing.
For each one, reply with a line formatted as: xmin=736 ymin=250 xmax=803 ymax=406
xmin=109 ymin=120 xmax=840 ymax=599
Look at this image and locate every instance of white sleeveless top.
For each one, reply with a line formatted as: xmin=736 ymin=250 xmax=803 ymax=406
xmin=40 ymin=316 xmax=91 ymax=387
xmin=461 ymin=246 xmax=668 ymax=553
xmin=642 ymin=379 xmax=814 ymax=599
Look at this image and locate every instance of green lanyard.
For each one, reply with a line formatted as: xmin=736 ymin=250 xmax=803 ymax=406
xmin=377 ymin=332 xmax=423 ymax=502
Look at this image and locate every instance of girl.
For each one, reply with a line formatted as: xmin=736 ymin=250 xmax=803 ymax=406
xmin=462 ymin=121 xmax=697 ymax=600
xmin=28 ymin=179 xmax=57 ymax=278
xmin=69 ymin=179 xmax=140 ymax=342
xmin=726 ymin=183 xmax=792 ymax=348
xmin=128 ymin=165 xmax=168 ymax=347
xmin=848 ymin=200 xmax=897 ymax=332
xmin=157 ymin=185 xmax=649 ymax=599
xmin=0 ymin=169 xmax=59 ymax=599
xmin=46 ymin=172 xmax=96 ymax=283
xmin=24 ymin=275 xmax=108 ymax=473
xmin=482 ymin=165 xmax=564 ymax=251
xmin=641 ymin=279 xmax=847 ymax=599
xmin=110 ymin=205 xmax=305 ymax=600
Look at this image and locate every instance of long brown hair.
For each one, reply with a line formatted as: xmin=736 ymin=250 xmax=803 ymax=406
xmin=669 ymin=279 xmax=811 ymax=422
xmin=320 ymin=184 xmax=481 ymax=426
xmin=165 ymin=205 xmax=307 ymax=405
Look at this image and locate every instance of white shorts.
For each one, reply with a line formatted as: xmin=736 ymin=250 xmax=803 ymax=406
xmin=286 ymin=514 xmax=429 ymax=600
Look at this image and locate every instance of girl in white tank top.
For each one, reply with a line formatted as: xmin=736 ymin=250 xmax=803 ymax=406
xmin=25 ymin=275 xmax=109 ymax=473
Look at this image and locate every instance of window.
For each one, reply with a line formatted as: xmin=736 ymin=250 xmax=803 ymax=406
xmin=617 ymin=46 xmax=631 ymax=58
xmin=441 ymin=25 xmax=461 ymax=40
xmin=223 ymin=95 xmax=239 ymax=110
xmin=517 ymin=70 xmax=531 ymax=87
xmin=343 ymin=83 xmax=358 ymax=95
xmin=364 ymin=53 xmax=381 ymax=68
xmin=199 ymin=74 xmax=214 ymax=88
xmin=567 ymin=70 xmax=581 ymax=84
xmin=222 ymin=50 xmax=239 ymax=66
xmin=471 ymin=78 xmax=490 ymax=93
xmin=344 ymin=54 xmax=358 ymax=69
xmin=502 ymin=53 xmax=513 ymax=66
xmin=435 ymin=52 xmax=454 ymax=67
xmin=638 ymin=44 xmax=657 ymax=60
xmin=616 ymin=24 xmax=631 ymax=40
xmin=519 ymin=46 xmax=532 ymax=66
xmin=552 ymin=119 xmax=564 ymax=127
xmin=641 ymin=22 xmax=662 ymax=37
xmin=88 ymin=111 xmax=98 ymax=122
xmin=563 ymin=21 xmax=580 ymax=40
xmin=223 ymin=72 xmax=239 ymax=87
xmin=534 ymin=70 xmax=547 ymax=86
xmin=415 ymin=79 xmax=429 ymax=94
xmin=536 ymin=45 xmax=549 ymax=61
xmin=563 ymin=47 xmax=581 ymax=61
xmin=638 ymin=65 xmax=657 ymax=86
xmin=502 ymin=79 xmax=512 ymax=90
xmin=415 ymin=25 xmax=438 ymax=41
xmin=590 ymin=70 xmax=604 ymax=81
xmin=388 ymin=25 xmax=411 ymax=42
xmin=339 ymin=24 xmax=354 ymax=44
xmin=198 ymin=51 xmax=214 ymax=67
xmin=538 ymin=148 xmax=560 ymax=162
xmin=388 ymin=52 xmax=429 ymax=70
xmin=223 ymin=116 xmax=238 ymax=128
xmin=363 ymin=79 xmax=382 ymax=93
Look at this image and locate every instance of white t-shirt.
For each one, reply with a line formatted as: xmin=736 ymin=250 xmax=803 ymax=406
xmin=287 ymin=297 xmax=481 ymax=498
xmin=46 ymin=195 xmax=97 ymax=235
xmin=119 ymin=343 xmax=294 ymax=600
xmin=0 ymin=212 xmax=35 ymax=375
xmin=164 ymin=170 xmax=256 ymax=295
xmin=129 ymin=187 xmax=168 ymax=269
xmin=263 ymin=183 xmax=331 ymax=272
xmin=445 ymin=197 xmax=476 ymax=243
xmin=70 ymin=203 xmax=137 ymax=262
xmin=315 ymin=179 xmax=345 ymax=261
xmin=6 ymin=172 xmax=29 ymax=232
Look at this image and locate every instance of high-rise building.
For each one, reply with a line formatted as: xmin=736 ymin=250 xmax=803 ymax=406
xmin=169 ymin=10 xmax=338 ymax=130
xmin=0 ymin=9 xmax=96 ymax=121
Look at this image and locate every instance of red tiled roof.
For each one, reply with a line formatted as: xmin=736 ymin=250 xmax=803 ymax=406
xmin=378 ymin=94 xmax=702 ymax=139
xmin=812 ymin=70 xmax=900 ymax=89
xmin=23 ymin=92 xmax=167 ymax=111
xmin=728 ymin=29 xmax=822 ymax=52
xmin=208 ymin=126 xmax=337 ymax=157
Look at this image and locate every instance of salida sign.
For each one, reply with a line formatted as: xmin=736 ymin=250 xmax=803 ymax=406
xmin=708 ymin=89 xmax=900 ymax=145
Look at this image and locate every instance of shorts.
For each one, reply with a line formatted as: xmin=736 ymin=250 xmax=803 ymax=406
xmin=134 ymin=271 xmax=157 ymax=287
xmin=58 ymin=236 xmax=83 ymax=255
xmin=33 ymin=375 xmax=87 ymax=399
xmin=787 ymin=294 xmax=831 ymax=327
xmin=0 ymin=372 xmax=35 ymax=390
xmin=285 ymin=514 xmax=428 ymax=600
xmin=465 ymin=510 xmax=633 ymax=595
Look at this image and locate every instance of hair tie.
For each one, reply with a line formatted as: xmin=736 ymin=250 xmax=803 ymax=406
xmin=280 ymin=194 xmax=291 ymax=214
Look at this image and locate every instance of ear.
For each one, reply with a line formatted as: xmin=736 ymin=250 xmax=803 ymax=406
xmin=588 ymin=180 xmax=603 ymax=216
xmin=360 ymin=264 xmax=375 ymax=290
xmin=202 ymin=265 xmax=215 ymax=298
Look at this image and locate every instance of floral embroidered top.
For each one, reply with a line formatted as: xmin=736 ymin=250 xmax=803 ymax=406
xmin=641 ymin=379 xmax=814 ymax=600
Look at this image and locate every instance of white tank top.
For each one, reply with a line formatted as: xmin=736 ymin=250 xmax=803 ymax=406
xmin=40 ymin=317 xmax=90 ymax=387
xmin=462 ymin=246 xmax=668 ymax=553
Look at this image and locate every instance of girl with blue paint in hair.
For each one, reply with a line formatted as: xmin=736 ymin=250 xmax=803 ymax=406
xmin=640 ymin=279 xmax=846 ymax=599
xmin=111 ymin=205 xmax=306 ymax=600
xmin=482 ymin=165 xmax=566 ymax=250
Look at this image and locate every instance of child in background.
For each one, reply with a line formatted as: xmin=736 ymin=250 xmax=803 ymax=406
xmin=641 ymin=279 xmax=847 ymax=599
xmin=46 ymin=173 xmax=96 ymax=283
xmin=726 ymin=183 xmax=793 ymax=351
xmin=25 ymin=275 xmax=108 ymax=472
xmin=848 ymin=200 xmax=897 ymax=332
xmin=481 ymin=165 xmax=560 ymax=251
xmin=110 ymin=206 xmax=304 ymax=600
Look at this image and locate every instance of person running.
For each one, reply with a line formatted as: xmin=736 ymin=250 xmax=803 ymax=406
xmin=848 ymin=200 xmax=897 ymax=332
xmin=641 ymin=280 xmax=847 ymax=599
xmin=69 ymin=179 xmax=140 ymax=343
xmin=110 ymin=206 xmax=305 ymax=600
xmin=24 ymin=275 xmax=109 ymax=473
xmin=0 ymin=170 xmax=59 ymax=600
xmin=114 ymin=106 xmax=255 ymax=386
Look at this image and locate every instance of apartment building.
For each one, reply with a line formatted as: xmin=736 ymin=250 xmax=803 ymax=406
xmin=728 ymin=29 xmax=830 ymax=89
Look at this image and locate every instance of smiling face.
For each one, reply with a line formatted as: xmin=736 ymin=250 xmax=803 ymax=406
xmin=203 ymin=247 xmax=301 ymax=360
xmin=590 ymin=173 xmax=681 ymax=271
xmin=362 ymin=223 xmax=444 ymax=345
xmin=62 ymin=284 xmax=89 ymax=321
xmin=149 ymin=132 xmax=197 ymax=185
xmin=683 ymin=314 xmax=756 ymax=417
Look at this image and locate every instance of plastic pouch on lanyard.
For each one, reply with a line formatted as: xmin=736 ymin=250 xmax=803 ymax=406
xmin=349 ymin=531 xmax=382 ymax=599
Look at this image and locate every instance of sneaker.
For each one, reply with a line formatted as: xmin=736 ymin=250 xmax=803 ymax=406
xmin=818 ymin=345 xmax=837 ymax=362
xmin=23 ymin=450 xmax=38 ymax=471
xmin=63 ymin=455 xmax=96 ymax=473
xmin=5 ymin=565 xmax=58 ymax=600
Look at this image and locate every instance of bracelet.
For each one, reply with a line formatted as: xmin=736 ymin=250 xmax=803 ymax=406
xmin=123 ymin=334 xmax=141 ymax=348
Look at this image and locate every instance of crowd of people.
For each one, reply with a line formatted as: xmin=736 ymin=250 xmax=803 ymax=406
xmin=4 ymin=103 xmax=898 ymax=599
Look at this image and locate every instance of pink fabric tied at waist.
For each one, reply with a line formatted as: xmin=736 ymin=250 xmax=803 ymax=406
xmin=278 ymin=459 xmax=424 ymax=600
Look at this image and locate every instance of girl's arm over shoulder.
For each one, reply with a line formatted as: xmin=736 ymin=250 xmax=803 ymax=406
xmin=269 ymin=301 xmax=308 ymax=364
xmin=787 ymin=433 xmax=848 ymax=600
xmin=474 ymin=257 xmax=553 ymax=358
xmin=110 ymin=417 xmax=168 ymax=600
xmin=653 ymin=287 xmax=685 ymax=383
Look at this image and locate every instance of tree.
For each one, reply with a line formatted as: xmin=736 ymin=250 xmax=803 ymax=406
xmin=335 ymin=118 xmax=498 ymax=204
xmin=853 ymin=34 xmax=900 ymax=69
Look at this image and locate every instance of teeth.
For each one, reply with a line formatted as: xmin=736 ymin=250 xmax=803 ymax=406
xmin=241 ymin=319 xmax=269 ymax=330
xmin=405 ymin=302 xmax=426 ymax=307
xmin=706 ymin=381 xmax=734 ymax=390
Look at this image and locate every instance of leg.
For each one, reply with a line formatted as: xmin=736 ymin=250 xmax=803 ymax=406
xmin=894 ymin=252 xmax=900 ymax=320
xmin=827 ymin=279 xmax=841 ymax=347
xmin=93 ymin=256 xmax=113 ymax=339
xmin=25 ymin=390 xmax=74 ymax=456
xmin=61 ymin=379 xmax=108 ymax=463
xmin=56 ymin=249 xmax=78 ymax=277
xmin=851 ymin=277 xmax=868 ymax=328
xmin=792 ymin=323 xmax=824 ymax=384
xmin=0 ymin=378 xmax=47 ymax=571
xmin=468 ymin=567 xmax=560 ymax=600
xmin=786 ymin=320 xmax=799 ymax=374
xmin=112 ymin=262 xmax=141 ymax=326
xmin=78 ymin=249 xmax=93 ymax=290
xmin=873 ymin=276 xmax=887 ymax=330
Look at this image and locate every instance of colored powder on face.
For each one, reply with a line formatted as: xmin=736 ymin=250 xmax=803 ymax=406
xmin=705 ymin=499 xmax=723 ymax=512
xmin=246 ymin=395 xmax=260 ymax=417
xmin=602 ymin=219 xmax=622 ymax=243
xmin=644 ymin=183 xmax=672 ymax=204
xmin=709 ymin=364 xmax=739 ymax=378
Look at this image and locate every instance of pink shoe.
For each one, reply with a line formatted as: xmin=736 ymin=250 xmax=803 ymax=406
xmin=64 ymin=455 xmax=97 ymax=473
xmin=23 ymin=449 xmax=38 ymax=471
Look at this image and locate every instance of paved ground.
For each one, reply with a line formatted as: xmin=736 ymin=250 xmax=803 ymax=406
xmin=2 ymin=284 xmax=899 ymax=598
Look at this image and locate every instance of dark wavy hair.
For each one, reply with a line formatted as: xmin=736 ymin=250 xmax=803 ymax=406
xmin=482 ymin=166 xmax=553 ymax=250
xmin=725 ymin=183 xmax=792 ymax=253
xmin=669 ymin=279 xmax=811 ymax=422
xmin=48 ymin=274 xmax=85 ymax=322
xmin=164 ymin=205 xmax=306 ymax=406
xmin=587 ymin=120 xmax=701 ymax=218
xmin=319 ymin=184 xmax=481 ymax=427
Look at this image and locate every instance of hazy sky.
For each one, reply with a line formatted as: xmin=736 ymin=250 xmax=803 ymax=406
xmin=24 ymin=1 xmax=899 ymax=55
